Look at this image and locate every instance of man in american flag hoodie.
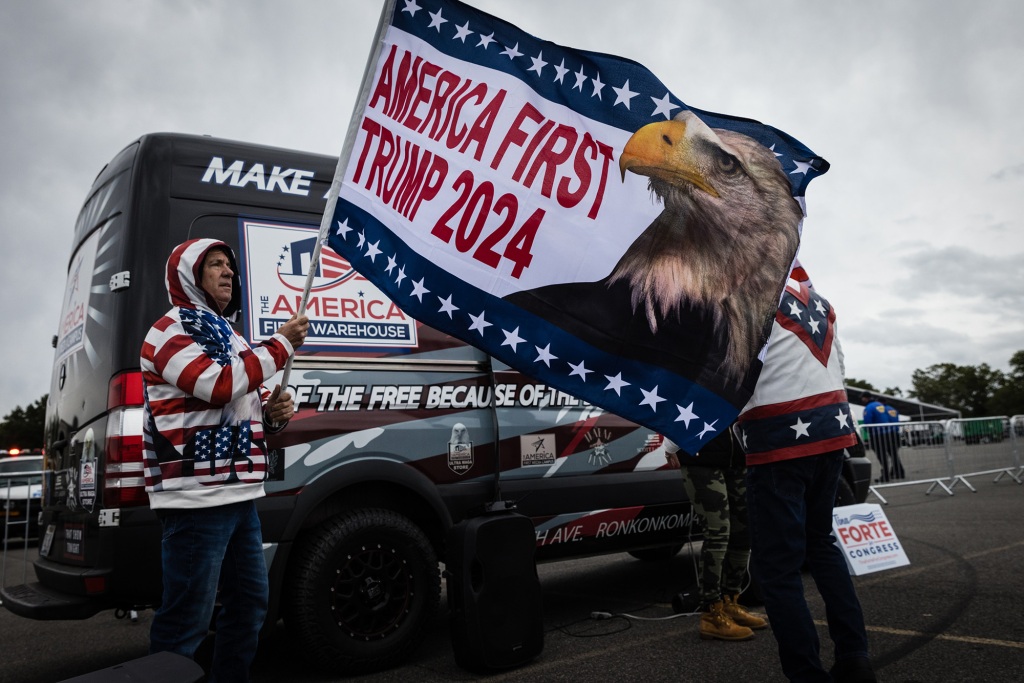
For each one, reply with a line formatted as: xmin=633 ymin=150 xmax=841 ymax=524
xmin=737 ymin=275 xmax=875 ymax=683
xmin=141 ymin=238 xmax=308 ymax=683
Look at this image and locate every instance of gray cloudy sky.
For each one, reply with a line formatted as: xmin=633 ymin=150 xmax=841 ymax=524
xmin=1 ymin=0 xmax=1022 ymax=421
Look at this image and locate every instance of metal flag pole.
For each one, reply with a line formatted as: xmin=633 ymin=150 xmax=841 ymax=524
xmin=278 ymin=0 xmax=397 ymax=391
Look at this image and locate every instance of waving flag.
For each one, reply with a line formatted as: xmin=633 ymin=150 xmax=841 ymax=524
xmin=324 ymin=0 xmax=829 ymax=455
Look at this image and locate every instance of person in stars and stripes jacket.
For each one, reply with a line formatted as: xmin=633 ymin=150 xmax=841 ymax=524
xmin=736 ymin=277 xmax=875 ymax=683
xmin=141 ymin=238 xmax=308 ymax=683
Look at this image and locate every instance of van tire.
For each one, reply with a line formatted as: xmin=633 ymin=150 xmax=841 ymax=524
xmin=283 ymin=508 xmax=440 ymax=674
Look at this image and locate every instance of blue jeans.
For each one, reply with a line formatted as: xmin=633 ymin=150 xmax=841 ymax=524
xmin=746 ymin=451 xmax=870 ymax=682
xmin=150 ymin=500 xmax=269 ymax=683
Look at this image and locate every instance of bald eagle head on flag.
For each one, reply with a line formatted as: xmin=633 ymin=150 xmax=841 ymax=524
xmin=507 ymin=110 xmax=802 ymax=387
xmin=612 ymin=110 xmax=803 ymax=382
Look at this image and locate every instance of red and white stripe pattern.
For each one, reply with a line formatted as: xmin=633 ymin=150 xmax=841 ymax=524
xmin=141 ymin=239 xmax=292 ymax=508
xmin=318 ymin=246 xmax=351 ymax=280
xmin=142 ymin=314 xmax=287 ymax=406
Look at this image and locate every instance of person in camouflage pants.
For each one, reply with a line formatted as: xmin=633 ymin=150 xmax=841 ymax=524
xmin=665 ymin=429 xmax=768 ymax=641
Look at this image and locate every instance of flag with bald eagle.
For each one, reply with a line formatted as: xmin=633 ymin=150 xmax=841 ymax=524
xmin=324 ymin=0 xmax=829 ymax=455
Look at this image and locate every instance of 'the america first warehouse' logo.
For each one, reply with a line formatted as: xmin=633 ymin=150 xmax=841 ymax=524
xmin=240 ymin=221 xmax=418 ymax=350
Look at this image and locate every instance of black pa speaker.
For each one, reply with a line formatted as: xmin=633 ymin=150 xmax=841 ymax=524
xmin=447 ymin=505 xmax=544 ymax=672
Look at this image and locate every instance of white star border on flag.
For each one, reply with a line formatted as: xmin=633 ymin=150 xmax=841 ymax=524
xmin=401 ymin=3 xmax=677 ymax=120
xmin=391 ymin=1 xmax=821 ymax=180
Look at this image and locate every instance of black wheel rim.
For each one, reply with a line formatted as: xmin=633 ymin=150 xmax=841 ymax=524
xmin=329 ymin=541 xmax=415 ymax=640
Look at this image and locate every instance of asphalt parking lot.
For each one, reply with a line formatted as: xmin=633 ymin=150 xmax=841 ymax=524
xmin=2 ymin=478 xmax=1022 ymax=682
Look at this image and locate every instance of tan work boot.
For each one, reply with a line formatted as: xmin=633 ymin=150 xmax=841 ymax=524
xmin=723 ymin=593 xmax=768 ymax=630
xmin=699 ymin=600 xmax=755 ymax=641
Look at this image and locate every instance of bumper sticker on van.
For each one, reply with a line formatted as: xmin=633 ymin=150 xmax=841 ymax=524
xmin=63 ymin=523 xmax=85 ymax=560
xmin=447 ymin=423 xmax=474 ymax=475
xmin=520 ymin=434 xmax=556 ymax=468
xmin=238 ymin=221 xmax=418 ymax=350
xmin=78 ymin=427 xmax=97 ymax=512
xmin=584 ymin=428 xmax=614 ymax=467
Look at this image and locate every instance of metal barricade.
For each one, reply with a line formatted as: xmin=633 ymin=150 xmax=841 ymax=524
xmin=1 ymin=464 xmax=44 ymax=597
xmin=865 ymin=421 xmax=955 ymax=504
xmin=947 ymin=416 xmax=1021 ymax=491
xmin=1011 ymin=415 xmax=1024 ymax=480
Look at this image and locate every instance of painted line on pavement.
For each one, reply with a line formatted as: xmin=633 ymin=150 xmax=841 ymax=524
xmin=814 ymin=621 xmax=1024 ymax=650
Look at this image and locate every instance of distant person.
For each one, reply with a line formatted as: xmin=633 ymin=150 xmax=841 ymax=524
xmin=737 ymin=277 xmax=875 ymax=682
xmin=860 ymin=393 xmax=892 ymax=482
xmin=663 ymin=430 xmax=767 ymax=641
xmin=141 ymin=238 xmax=308 ymax=682
xmin=884 ymin=402 xmax=906 ymax=479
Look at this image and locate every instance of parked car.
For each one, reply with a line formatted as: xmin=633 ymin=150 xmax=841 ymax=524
xmin=946 ymin=417 xmax=1007 ymax=445
xmin=1 ymin=455 xmax=44 ymax=541
xmin=899 ymin=422 xmax=946 ymax=448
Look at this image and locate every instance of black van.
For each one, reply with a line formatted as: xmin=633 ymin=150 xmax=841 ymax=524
xmin=2 ymin=133 xmax=872 ymax=673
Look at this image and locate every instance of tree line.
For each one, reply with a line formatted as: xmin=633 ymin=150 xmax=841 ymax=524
xmin=2 ymin=351 xmax=1023 ymax=449
xmin=0 ymin=395 xmax=47 ymax=451
xmin=848 ymin=350 xmax=1024 ymax=419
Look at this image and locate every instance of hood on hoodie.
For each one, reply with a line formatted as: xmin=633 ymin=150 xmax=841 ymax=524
xmin=165 ymin=238 xmax=242 ymax=320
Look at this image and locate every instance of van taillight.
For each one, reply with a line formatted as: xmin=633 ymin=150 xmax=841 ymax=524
xmin=105 ymin=372 xmax=148 ymax=507
xmin=108 ymin=371 xmax=144 ymax=410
